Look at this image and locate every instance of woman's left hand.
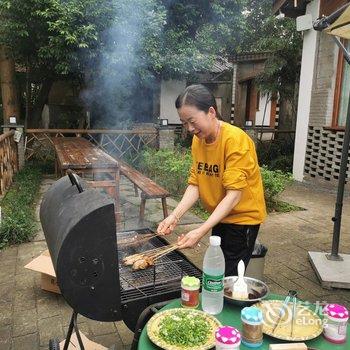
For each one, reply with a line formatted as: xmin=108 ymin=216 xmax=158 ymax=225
xmin=177 ymin=228 xmax=203 ymax=249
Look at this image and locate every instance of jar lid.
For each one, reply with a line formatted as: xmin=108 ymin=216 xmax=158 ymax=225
xmin=323 ymin=304 xmax=349 ymax=319
xmin=241 ymin=307 xmax=263 ymax=323
xmin=181 ymin=276 xmax=200 ymax=288
xmin=215 ymin=326 xmax=241 ymax=345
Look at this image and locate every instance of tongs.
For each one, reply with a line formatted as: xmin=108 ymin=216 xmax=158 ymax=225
xmin=272 ymin=290 xmax=298 ymax=337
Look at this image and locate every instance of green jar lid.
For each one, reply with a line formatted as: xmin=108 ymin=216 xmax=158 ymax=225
xmin=181 ymin=276 xmax=200 ymax=288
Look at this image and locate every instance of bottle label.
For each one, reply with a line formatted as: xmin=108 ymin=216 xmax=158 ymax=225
xmin=203 ymin=273 xmax=224 ymax=292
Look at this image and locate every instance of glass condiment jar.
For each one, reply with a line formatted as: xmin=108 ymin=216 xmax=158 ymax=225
xmin=323 ymin=304 xmax=349 ymax=344
xmin=181 ymin=276 xmax=200 ymax=308
xmin=215 ymin=326 xmax=241 ymax=349
xmin=241 ymin=306 xmax=263 ymax=348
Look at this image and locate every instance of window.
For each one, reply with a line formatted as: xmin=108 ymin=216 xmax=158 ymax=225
xmin=320 ymin=0 xmax=349 ymax=18
xmin=333 ymin=40 xmax=350 ymax=128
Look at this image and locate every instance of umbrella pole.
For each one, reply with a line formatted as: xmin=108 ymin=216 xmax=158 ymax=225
xmin=328 ymin=38 xmax=350 ymax=261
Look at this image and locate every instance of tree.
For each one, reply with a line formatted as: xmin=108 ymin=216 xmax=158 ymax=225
xmin=80 ymin=0 xmax=246 ymax=126
xmin=0 ymin=46 xmax=20 ymax=123
xmin=0 ymin=0 xmax=246 ymax=127
xmin=0 ymin=0 xmax=118 ymax=126
xmin=240 ymin=0 xmax=303 ymax=132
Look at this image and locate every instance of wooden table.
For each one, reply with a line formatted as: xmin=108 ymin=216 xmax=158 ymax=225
xmin=52 ymin=137 xmax=121 ymax=222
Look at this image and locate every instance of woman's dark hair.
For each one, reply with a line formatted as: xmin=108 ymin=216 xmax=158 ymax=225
xmin=175 ymin=84 xmax=220 ymax=118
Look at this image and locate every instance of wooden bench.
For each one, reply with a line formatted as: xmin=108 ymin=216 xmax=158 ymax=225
xmin=119 ymin=160 xmax=170 ymax=224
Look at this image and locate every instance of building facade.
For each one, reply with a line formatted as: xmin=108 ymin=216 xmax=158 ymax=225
xmin=274 ymin=0 xmax=350 ymax=188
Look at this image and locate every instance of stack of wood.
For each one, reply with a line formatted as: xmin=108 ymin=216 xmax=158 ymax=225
xmin=0 ymin=130 xmax=18 ymax=195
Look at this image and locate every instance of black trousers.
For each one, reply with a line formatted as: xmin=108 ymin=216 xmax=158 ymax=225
xmin=212 ymin=223 xmax=260 ymax=276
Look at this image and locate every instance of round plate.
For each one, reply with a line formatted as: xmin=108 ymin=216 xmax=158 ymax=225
xmin=254 ymin=300 xmax=323 ymax=341
xmin=147 ymin=308 xmax=221 ymax=350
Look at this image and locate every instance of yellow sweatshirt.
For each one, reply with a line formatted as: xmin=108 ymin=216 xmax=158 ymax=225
xmin=188 ymin=122 xmax=266 ymax=225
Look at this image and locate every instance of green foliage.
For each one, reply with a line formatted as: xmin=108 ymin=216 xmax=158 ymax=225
xmin=0 ymin=0 xmax=117 ymax=75
xmin=257 ymin=138 xmax=295 ymax=172
xmin=139 ymin=147 xmax=192 ymax=194
xmin=138 ymin=148 xmax=295 ymax=216
xmin=0 ymin=0 xmax=245 ymax=79
xmin=158 ymin=0 xmax=246 ymax=79
xmin=240 ymin=0 xmax=303 ymax=106
xmin=260 ymin=166 xmax=292 ymax=212
xmin=0 ymin=165 xmax=42 ymax=249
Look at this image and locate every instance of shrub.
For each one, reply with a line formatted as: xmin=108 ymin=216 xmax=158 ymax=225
xmin=138 ymin=147 xmax=192 ymax=194
xmin=257 ymin=138 xmax=294 ymax=172
xmin=261 ymin=166 xmax=293 ymax=211
xmin=137 ymin=148 xmax=294 ymax=214
xmin=0 ymin=165 xmax=42 ymax=248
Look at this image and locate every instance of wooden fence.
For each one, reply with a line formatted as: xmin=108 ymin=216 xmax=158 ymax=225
xmin=25 ymin=128 xmax=158 ymax=164
xmin=0 ymin=130 xmax=18 ymax=195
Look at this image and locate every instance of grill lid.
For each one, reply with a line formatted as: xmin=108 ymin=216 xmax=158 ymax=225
xmin=40 ymin=175 xmax=121 ymax=321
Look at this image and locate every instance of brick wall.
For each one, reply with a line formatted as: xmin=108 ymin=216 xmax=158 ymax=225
xmin=305 ymin=33 xmax=350 ymax=186
xmin=309 ymin=33 xmax=338 ymax=126
xmin=305 ymin=126 xmax=349 ymax=182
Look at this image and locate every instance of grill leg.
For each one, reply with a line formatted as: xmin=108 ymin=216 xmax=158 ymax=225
xmin=63 ymin=311 xmax=85 ymax=350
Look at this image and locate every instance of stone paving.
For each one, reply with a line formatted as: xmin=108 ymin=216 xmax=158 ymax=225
xmin=0 ymin=176 xmax=349 ymax=349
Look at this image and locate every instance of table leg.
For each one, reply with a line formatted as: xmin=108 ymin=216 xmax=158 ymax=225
xmin=139 ymin=197 xmax=146 ymax=225
xmin=114 ymin=168 xmax=122 ymax=227
xmin=161 ymin=198 xmax=168 ymax=219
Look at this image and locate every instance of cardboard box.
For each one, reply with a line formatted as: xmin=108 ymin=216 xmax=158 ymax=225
xmin=60 ymin=332 xmax=107 ymax=350
xmin=24 ymin=250 xmax=61 ymax=294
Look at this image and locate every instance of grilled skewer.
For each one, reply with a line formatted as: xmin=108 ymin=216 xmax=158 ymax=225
xmin=122 ymin=247 xmax=165 ymax=265
xmin=124 ymin=244 xmax=179 ymax=270
xmin=117 ymin=233 xmax=161 ymax=247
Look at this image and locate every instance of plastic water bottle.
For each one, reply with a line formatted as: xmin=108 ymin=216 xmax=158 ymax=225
xmin=202 ymin=235 xmax=225 ymax=315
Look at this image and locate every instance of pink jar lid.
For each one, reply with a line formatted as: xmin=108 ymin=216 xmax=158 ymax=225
xmin=215 ymin=326 xmax=241 ymax=345
xmin=323 ymin=304 xmax=349 ymax=319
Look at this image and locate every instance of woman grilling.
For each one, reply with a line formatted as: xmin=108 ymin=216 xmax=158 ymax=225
xmin=157 ymin=84 xmax=267 ymax=276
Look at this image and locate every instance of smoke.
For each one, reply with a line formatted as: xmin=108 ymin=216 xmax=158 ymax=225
xmin=81 ymin=0 xmax=166 ymax=128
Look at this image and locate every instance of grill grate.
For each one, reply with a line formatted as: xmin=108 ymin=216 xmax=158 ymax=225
xmin=117 ymin=229 xmax=202 ymax=303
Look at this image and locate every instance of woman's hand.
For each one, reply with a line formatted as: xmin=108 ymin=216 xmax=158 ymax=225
xmin=177 ymin=228 xmax=204 ymax=249
xmin=157 ymin=214 xmax=178 ymax=235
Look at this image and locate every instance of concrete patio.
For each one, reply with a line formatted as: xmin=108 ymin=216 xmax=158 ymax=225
xmin=0 ymin=176 xmax=349 ymax=349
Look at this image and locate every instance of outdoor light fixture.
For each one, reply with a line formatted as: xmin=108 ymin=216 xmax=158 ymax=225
xmin=275 ymin=10 xmax=285 ymax=20
xmin=9 ymin=116 xmax=17 ymax=124
xmin=160 ymin=118 xmax=168 ymax=126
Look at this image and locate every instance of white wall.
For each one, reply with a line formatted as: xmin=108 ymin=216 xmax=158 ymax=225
xmin=160 ymin=79 xmax=186 ymax=124
xmin=255 ymin=94 xmax=271 ymax=126
xmin=293 ymin=0 xmax=320 ymax=181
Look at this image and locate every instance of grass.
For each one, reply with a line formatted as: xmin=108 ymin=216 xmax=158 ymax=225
xmin=0 ymin=165 xmax=42 ymax=249
xmin=270 ymin=201 xmax=305 ymax=213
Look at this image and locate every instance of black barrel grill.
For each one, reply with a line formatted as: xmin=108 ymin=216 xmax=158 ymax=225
xmin=40 ymin=172 xmax=202 ymax=348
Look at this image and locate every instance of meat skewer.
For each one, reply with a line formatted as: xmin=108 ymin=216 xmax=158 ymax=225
xmin=130 ymin=245 xmax=179 ymax=270
xmin=117 ymin=233 xmax=160 ymax=247
xmin=122 ymin=247 xmax=163 ymax=265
